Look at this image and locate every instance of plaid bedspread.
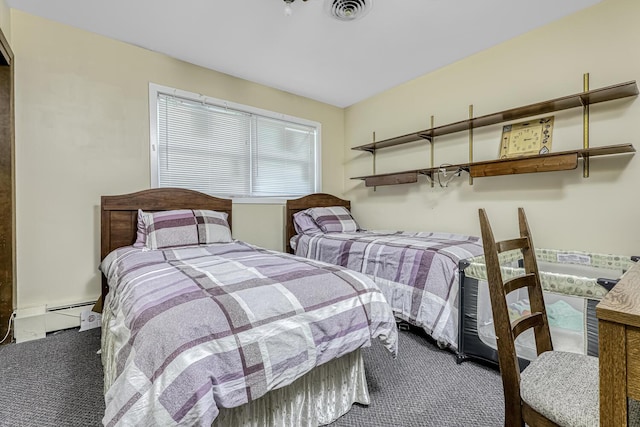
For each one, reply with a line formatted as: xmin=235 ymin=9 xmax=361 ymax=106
xmin=294 ymin=231 xmax=484 ymax=349
xmin=101 ymin=241 xmax=397 ymax=426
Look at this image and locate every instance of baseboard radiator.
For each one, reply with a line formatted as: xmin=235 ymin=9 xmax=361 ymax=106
xmin=13 ymin=300 xmax=99 ymax=343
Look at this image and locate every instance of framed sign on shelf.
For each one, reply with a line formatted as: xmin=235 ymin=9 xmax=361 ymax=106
xmin=499 ymin=116 xmax=554 ymax=159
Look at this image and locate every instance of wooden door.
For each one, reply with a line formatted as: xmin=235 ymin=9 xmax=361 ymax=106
xmin=0 ymin=27 xmax=14 ymax=345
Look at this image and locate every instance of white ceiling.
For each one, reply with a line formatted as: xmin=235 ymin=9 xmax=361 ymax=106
xmin=8 ymin=0 xmax=602 ymax=107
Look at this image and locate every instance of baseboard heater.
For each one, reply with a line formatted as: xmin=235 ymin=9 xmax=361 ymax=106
xmin=46 ymin=301 xmax=96 ymax=312
xmin=14 ymin=299 xmax=99 ymax=343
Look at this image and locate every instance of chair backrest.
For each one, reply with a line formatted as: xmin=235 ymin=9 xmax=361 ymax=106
xmin=478 ymin=208 xmax=553 ymax=426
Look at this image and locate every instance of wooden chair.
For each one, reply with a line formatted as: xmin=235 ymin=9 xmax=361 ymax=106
xmin=479 ymin=208 xmax=608 ymax=427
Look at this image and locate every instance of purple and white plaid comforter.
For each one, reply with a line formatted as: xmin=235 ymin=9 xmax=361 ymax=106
xmin=101 ymin=241 xmax=397 ymax=426
xmin=293 ymin=231 xmax=484 ymax=349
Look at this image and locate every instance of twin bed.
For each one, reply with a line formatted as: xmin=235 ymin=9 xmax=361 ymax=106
xmin=99 ymin=188 xmax=398 ymax=426
xmin=285 ymin=193 xmax=485 ymax=350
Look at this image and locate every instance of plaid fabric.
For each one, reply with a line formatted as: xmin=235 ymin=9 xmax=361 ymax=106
xmin=294 ymin=230 xmax=485 ymax=349
xmin=143 ymin=209 xmax=232 ymax=250
xmin=101 ymin=241 xmax=397 ymax=426
xmin=306 ymin=206 xmax=359 ymax=233
xmin=133 ymin=209 xmax=146 ymax=248
xmin=292 ymin=210 xmax=322 ymax=234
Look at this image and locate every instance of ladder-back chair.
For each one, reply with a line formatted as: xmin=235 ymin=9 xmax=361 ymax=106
xmin=479 ymin=208 xmax=603 ymax=427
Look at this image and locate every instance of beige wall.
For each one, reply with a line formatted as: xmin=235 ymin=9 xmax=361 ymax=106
xmin=345 ymin=0 xmax=640 ymax=256
xmin=12 ymin=10 xmax=345 ymax=310
xmin=231 ymin=204 xmax=285 ymax=251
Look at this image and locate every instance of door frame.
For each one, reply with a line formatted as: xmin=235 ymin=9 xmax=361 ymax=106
xmin=0 ymin=25 xmax=14 ymax=344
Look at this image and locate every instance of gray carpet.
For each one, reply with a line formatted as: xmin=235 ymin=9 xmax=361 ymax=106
xmin=330 ymin=328 xmax=504 ymax=426
xmin=0 ymin=328 xmax=104 ymax=426
xmin=0 ymin=326 xmax=504 ymax=426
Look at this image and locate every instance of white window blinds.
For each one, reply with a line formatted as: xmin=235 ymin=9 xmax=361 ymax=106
xmin=155 ymin=90 xmax=319 ymax=198
xmin=253 ymin=116 xmax=316 ymax=197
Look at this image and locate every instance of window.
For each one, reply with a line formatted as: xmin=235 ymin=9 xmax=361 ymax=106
xmin=149 ymin=84 xmax=321 ymax=199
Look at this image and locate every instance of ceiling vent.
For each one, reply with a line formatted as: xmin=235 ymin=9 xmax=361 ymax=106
xmin=325 ymin=0 xmax=373 ymax=21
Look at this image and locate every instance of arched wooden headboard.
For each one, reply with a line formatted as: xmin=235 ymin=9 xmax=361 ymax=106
xmin=97 ymin=188 xmax=232 ymax=310
xmin=284 ymin=193 xmax=350 ymax=254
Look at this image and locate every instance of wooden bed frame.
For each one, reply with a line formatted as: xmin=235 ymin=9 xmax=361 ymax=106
xmin=284 ymin=193 xmax=350 ymax=254
xmin=97 ymin=188 xmax=232 ymax=310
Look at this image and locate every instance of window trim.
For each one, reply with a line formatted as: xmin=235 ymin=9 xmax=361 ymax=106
xmin=148 ymin=83 xmax=322 ymax=200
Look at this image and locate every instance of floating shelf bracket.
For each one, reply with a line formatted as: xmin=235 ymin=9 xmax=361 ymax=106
xmin=430 ymin=115 xmax=435 ymax=187
xmin=469 ymin=104 xmax=474 ymax=185
xmin=583 ymin=73 xmax=590 ymax=177
xmin=372 ymin=131 xmax=376 ymax=190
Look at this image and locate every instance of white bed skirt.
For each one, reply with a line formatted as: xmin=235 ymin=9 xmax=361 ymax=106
xmin=213 ymin=349 xmax=369 ymax=427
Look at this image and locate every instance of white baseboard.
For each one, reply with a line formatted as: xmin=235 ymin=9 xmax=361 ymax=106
xmin=14 ymin=302 xmax=98 ymax=343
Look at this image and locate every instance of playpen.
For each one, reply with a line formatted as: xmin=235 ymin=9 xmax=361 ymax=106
xmin=457 ymin=248 xmax=638 ymax=368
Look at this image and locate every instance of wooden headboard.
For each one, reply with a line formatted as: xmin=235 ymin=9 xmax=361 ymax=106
xmin=284 ymin=193 xmax=350 ymax=254
xmin=97 ymin=188 xmax=232 ymax=310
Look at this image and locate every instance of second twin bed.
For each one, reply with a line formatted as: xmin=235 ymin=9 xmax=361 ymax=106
xmin=285 ymin=193 xmax=485 ymax=350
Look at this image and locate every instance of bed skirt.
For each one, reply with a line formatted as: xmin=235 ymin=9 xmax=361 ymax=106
xmin=213 ymin=349 xmax=369 ymax=427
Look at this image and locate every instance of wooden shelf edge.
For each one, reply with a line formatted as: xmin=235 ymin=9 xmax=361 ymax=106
xmin=470 ymin=153 xmax=578 ymax=178
xmin=351 ymin=143 xmax=635 ymax=184
xmin=351 ymin=81 xmax=638 ymax=153
xmin=352 ymin=169 xmax=423 ymax=181
xmin=364 ymin=172 xmax=418 ymax=187
xmin=352 ymin=132 xmax=426 ymax=152
xmin=578 ymin=143 xmax=636 ymax=157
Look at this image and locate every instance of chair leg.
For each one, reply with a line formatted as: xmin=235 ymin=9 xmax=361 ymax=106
xmin=504 ymin=405 xmax=525 ymax=427
xmin=522 ymin=401 xmax=560 ymax=426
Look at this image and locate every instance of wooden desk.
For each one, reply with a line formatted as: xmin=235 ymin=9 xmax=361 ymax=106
xmin=597 ymin=261 xmax=640 ymax=426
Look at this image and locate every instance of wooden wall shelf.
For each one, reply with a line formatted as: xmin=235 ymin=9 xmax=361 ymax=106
xmin=352 ymin=81 xmax=638 ymax=153
xmin=351 ymin=77 xmax=638 ymax=187
xmin=352 ymin=144 xmax=635 ymax=187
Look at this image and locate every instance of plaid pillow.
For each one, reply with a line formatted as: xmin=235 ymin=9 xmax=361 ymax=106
xmin=306 ymin=206 xmax=358 ymax=233
xmin=142 ymin=209 xmax=232 ymax=250
xmin=293 ymin=211 xmax=322 ymax=234
xmin=133 ymin=209 xmax=147 ymax=248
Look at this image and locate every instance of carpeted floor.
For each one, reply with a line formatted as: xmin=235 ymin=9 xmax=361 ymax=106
xmin=330 ymin=328 xmax=504 ymax=426
xmin=0 ymin=328 xmax=104 ymax=426
xmin=0 ymin=326 xmax=504 ymax=426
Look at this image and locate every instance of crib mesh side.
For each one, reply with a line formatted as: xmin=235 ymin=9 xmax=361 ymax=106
xmin=458 ymin=248 xmax=631 ymax=368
